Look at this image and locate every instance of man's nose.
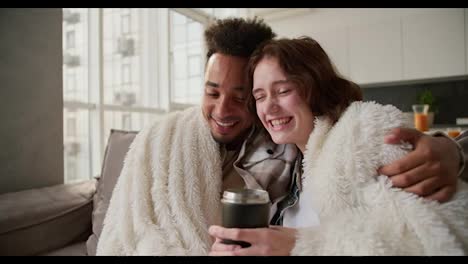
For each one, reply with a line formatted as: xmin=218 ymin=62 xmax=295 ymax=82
xmin=216 ymin=96 xmax=234 ymax=117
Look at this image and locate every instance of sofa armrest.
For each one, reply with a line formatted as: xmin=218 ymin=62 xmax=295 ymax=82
xmin=0 ymin=180 xmax=97 ymax=256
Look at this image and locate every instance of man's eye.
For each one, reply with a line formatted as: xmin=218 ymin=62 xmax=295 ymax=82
xmin=206 ymin=93 xmax=218 ymax=97
xmin=236 ymin=97 xmax=246 ymax=102
xmin=254 ymin=96 xmax=265 ymax=101
xmin=279 ymin=89 xmax=290 ymax=94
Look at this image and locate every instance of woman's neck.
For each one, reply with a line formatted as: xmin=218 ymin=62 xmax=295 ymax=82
xmin=297 ymin=143 xmax=306 ymax=154
xmin=297 ymin=120 xmax=314 ymax=154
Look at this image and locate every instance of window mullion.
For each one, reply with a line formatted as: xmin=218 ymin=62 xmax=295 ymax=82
xmin=63 ymin=100 xmax=96 ymax=110
xmin=102 ymin=104 xmax=166 ymax=114
xmin=158 ymin=9 xmax=170 ymax=111
xmin=88 ymin=8 xmax=104 ymax=179
xmin=98 ymin=8 xmax=105 ymax=166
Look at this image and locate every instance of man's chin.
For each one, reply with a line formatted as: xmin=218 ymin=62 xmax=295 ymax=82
xmin=211 ymin=132 xmax=235 ymax=145
xmin=210 ymin=129 xmax=251 ymax=150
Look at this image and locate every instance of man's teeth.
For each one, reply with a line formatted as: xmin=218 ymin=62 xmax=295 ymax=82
xmin=271 ymin=118 xmax=291 ymax=126
xmin=216 ymin=120 xmax=236 ymax=127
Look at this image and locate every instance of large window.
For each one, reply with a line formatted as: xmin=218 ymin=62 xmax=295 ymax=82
xmin=62 ymin=8 xmax=162 ymax=183
xmin=62 ymin=8 xmax=226 ymax=183
xmin=169 ymin=10 xmax=206 ymax=106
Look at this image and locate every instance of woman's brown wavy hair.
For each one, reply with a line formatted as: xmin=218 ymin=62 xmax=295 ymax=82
xmin=247 ymin=36 xmax=363 ymax=125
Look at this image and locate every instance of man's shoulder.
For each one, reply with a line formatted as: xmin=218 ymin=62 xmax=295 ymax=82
xmin=242 ymin=126 xmax=297 ymax=163
xmin=165 ymin=106 xmax=201 ymax=120
xmin=247 ymin=127 xmax=276 ymax=152
xmin=148 ymin=106 xmax=201 ymax=127
xmin=136 ymin=106 xmax=204 ymax=141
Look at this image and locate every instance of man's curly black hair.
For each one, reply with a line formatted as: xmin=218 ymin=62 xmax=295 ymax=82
xmin=204 ymin=17 xmax=276 ymax=60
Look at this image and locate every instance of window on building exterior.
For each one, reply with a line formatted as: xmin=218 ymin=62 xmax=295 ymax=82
xmin=66 ymin=30 xmax=76 ymax=49
xmin=122 ymin=113 xmax=132 ymax=130
xmin=122 ymin=63 xmax=131 ymax=84
xmin=66 ymin=72 xmax=76 ymax=92
xmin=66 ymin=116 xmax=77 ymax=137
xmin=121 ymin=14 xmax=130 ymax=34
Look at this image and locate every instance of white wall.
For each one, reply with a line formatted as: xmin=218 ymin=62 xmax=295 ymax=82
xmin=0 ymin=8 xmax=63 ymax=194
xmin=266 ymin=8 xmax=443 ymax=38
xmin=259 ymin=8 xmax=467 ymax=85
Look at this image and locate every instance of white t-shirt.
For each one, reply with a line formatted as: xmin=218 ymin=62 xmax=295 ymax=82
xmin=283 ymin=184 xmax=321 ymax=228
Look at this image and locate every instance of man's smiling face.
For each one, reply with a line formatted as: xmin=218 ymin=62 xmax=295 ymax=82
xmin=201 ymin=53 xmax=253 ymax=147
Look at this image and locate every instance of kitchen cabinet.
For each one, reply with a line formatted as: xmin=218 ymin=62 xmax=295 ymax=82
xmin=312 ymin=28 xmax=350 ymax=79
xmin=349 ymin=18 xmax=403 ymax=84
xmin=272 ymin=8 xmax=467 ymax=86
xmin=402 ymin=9 xmax=465 ymax=80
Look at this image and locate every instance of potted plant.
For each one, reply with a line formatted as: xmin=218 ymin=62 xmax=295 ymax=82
xmin=417 ymin=89 xmax=438 ymax=128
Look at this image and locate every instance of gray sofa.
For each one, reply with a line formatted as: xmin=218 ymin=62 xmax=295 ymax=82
xmin=0 ymin=129 xmax=137 ymax=256
xmin=2 ymin=128 xmax=467 ymax=256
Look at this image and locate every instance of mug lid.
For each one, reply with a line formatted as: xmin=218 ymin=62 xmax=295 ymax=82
xmin=221 ymin=188 xmax=270 ymax=204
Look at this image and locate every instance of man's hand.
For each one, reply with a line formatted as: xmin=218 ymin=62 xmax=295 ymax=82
xmin=208 ymin=225 xmax=297 ymax=256
xmin=378 ymin=128 xmax=459 ymax=202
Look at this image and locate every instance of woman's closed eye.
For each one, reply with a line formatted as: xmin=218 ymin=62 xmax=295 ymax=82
xmin=278 ymin=89 xmax=291 ymax=95
xmin=254 ymin=94 xmax=265 ymax=101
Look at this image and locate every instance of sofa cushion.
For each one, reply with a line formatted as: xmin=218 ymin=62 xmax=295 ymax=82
xmin=86 ymin=129 xmax=138 ymax=256
xmin=0 ymin=180 xmax=96 ymax=256
xmin=41 ymin=241 xmax=87 ymax=256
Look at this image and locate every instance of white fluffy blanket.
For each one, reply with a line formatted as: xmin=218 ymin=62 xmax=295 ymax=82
xmin=291 ymin=101 xmax=468 ymax=255
xmin=96 ymin=106 xmax=223 ymax=255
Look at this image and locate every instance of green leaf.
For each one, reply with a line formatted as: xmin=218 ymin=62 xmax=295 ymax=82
xmin=417 ymin=89 xmax=438 ymax=113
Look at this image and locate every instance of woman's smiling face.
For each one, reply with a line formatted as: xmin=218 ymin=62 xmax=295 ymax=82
xmin=252 ymin=56 xmax=315 ymax=150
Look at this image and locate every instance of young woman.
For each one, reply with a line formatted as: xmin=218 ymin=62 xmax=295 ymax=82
xmin=208 ymin=37 xmax=468 ymax=256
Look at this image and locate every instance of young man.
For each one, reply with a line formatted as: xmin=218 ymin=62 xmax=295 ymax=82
xmin=96 ymin=17 xmax=466 ymax=255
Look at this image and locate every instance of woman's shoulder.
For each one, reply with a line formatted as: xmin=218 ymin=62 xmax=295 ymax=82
xmin=345 ymin=101 xmax=402 ymax=116
xmin=342 ymin=101 xmax=408 ymax=127
xmin=331 ymin=101 xmax=409 ymax=146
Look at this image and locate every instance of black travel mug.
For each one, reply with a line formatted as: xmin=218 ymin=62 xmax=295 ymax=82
xmin=221 ymin=188 xmax=270 ymax=248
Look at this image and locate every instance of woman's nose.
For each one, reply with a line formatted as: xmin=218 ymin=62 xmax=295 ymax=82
xmin=264 ymin=97 xmax=279 ymax=113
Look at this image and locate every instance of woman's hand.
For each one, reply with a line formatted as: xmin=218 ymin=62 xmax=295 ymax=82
xmin=208 ymin=225 xmax=297 ymax=256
